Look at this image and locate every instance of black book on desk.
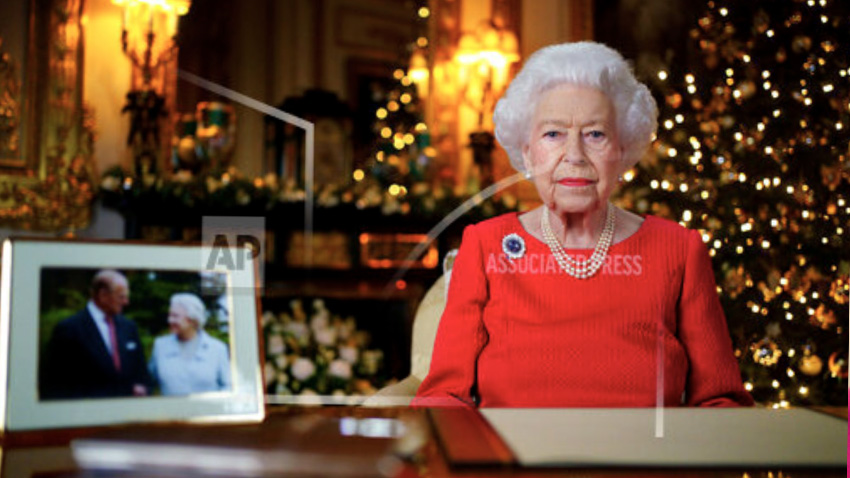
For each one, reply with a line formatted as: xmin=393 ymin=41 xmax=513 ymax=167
xmin=72 ymin=412 xmax=408 ymax=477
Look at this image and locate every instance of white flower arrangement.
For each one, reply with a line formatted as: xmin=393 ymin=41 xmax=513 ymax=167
xmin=263 ymin=298 xmax=387 ymax=397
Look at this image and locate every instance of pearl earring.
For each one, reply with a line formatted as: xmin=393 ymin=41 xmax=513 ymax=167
xmin=525 ymin=170 xmax=532 ymax=180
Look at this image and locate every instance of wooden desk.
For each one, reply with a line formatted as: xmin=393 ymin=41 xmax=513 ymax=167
xmin=1 ymin=406 xmax=846 ymax=478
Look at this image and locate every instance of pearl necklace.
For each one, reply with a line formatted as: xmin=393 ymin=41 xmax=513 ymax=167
xmin=540 ymin=206 xmax=616 ymax=279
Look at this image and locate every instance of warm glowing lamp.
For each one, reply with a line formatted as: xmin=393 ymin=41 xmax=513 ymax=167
xmin=113 ymin=0 xmax=192 ymax=177
xmin=454 ymin=20 xmax=519 ymax=129
xmin=112 ymin=0 xmax=192 ymax=88
xmin=408 ymin=49 xmax=430 ymax=99
xmin=454 ymin=20 xmax=520 ymax=188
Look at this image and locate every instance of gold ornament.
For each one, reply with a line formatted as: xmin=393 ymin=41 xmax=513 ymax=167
xmin=809 ymin=304 xmax=837 ymax=330
xmin=799 ymin=353 xmax=823 ymax=377
xmin=828 ymin=352 xmax=847 ymax=379
xmin=751 ymin=338 xmax=782 ymax=366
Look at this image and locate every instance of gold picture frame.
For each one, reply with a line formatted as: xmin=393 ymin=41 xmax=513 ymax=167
xmin=0 ymin=0 xmax=95 ymax=231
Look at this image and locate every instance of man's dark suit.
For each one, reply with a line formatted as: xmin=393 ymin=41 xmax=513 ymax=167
xmin=39 ymin=307 xmax=152 ymax=399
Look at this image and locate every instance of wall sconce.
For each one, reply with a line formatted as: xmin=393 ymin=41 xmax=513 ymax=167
xmin=112 ymin=0 xmax=190 ymax=90
xmin=112 ymin=0 xmax=191 ymax=176
xmin=455 ymin=20 xmax=519 ymax=130
xmin=454 ymin=20 xmax=519 ymax=187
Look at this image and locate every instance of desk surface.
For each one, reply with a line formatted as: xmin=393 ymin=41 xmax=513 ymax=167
xmin=1 ymin=406 xmax=846 ymax=478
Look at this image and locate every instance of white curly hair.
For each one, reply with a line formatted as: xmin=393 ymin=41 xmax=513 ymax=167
xmin=493 ymin=41 xmax=658 ymax=173
xmin=170 ymin=293 xmax=208 ymax=328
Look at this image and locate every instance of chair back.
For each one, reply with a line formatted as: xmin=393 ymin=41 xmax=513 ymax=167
xmin=409 ymin=249 xmax=457 ymax=380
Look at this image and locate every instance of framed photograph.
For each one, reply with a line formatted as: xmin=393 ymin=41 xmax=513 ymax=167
xmin=0 ymin=238 xmax=265 ymax=433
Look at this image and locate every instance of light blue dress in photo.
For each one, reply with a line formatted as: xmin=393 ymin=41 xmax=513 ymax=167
xmin=149 ymin=331 xmax=231 ymax=396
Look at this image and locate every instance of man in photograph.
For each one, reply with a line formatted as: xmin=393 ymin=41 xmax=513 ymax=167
xmin=40 ymin=270 xmax=151 ymax=399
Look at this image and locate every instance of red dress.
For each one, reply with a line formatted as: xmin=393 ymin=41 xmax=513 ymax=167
xmin=413 ymin=213 xmax=754 ymax=408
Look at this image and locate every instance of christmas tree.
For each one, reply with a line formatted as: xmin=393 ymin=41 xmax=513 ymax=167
xmin=356 ymin=0 xmax=434 ymax=194
xmin=362 ymin=66 xmax=432 ymax=190
xmin=618 ymin=0 xmax=849 ymax=406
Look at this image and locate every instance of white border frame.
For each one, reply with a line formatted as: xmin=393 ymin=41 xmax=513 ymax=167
xmin=0 ymin=238 xmax=265 ymax=432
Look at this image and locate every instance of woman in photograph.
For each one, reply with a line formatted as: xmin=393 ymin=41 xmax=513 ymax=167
xmin=413 ymin=42 xmax=753 ymax=408
xmin=149 ymin=293 xmax=231 ymax=395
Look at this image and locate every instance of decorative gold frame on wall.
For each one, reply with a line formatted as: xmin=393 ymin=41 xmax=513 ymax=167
xmin=0 ymin=0 xmax=94 ymax=231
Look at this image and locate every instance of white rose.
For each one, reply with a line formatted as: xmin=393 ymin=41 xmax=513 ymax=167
xmin=328 ymin=359 xmax=352 ymax=380
xmin=310 ymin=310 xmax=330 ymax=331
xmin=315 ymin=327 xmax=337 ymax=346
xmin=339 ymin=345 xmax=359 ymax=364
xmin=291 ymin=357 xmax=316 ymax=381
xmin=267 ymin=334 xmax=286 ymax=356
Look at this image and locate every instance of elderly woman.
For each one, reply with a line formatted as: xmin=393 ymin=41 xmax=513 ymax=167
xmin=414 ymin=42 xmax=753 ymax=408
xmin=149 ymin=293 xmax=231 ymax=395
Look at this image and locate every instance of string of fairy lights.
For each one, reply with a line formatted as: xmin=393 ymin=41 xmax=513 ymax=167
xmin=352 ymin=1 xmax=436 ymax=199
xmin=621 ymin=0 xmax=848 ymax=406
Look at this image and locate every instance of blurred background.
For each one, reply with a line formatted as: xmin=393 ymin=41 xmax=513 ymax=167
xmin=0 ymin=0 xmax=847 ymax=407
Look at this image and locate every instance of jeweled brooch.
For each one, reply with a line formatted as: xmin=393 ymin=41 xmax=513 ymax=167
xmin=502 ymin=233 xmax=526 ymax=260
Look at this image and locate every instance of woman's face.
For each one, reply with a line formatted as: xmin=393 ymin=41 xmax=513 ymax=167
xmin=168 ymin=304 xmax=197 ymax=341
xmin=522 ymin=83 xmax=623 ymax=216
